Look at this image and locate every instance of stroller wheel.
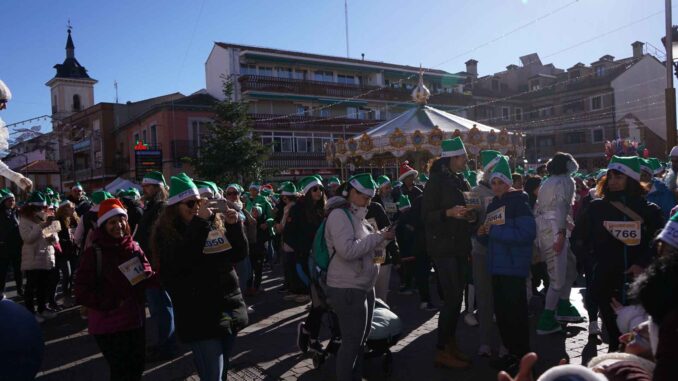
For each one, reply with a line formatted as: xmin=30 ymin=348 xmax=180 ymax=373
xmin=383 ymin=351 xmax=393 ymax=376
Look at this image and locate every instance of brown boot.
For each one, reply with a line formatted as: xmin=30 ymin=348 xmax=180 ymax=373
xmin=433 ymin=349 xmax=471 ymax=369
xmin=446 ymin=339 xmax=471 ymax=362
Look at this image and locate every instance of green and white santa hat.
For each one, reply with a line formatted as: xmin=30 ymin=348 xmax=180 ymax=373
xmin=249 ymin=182 xmax=261 ymax=191
xmin=142 ymin=171 xmax=166 ymax=186
xmin=463 ymin=169 xmax=478 ymax=187
xmin=115 ymin=188 xmax=126 ymax=198
xmin=348 ymin=173 xmax=377 ymax=197
xmin=327 ymin=176 xmax=341 ymax=187
xmin=479 ymin=150 xmax=502 ymax=172
xmin=298 ymin=175 xmax=323 ymax=195
xmin=397 ymin=194 xmax=411 ymax=211
xmin=279 ymin=181 xmax=298 ymax=196
xmin=647 ymin=157 xmax=663 ymax=175
xmin=167 ymin=173 xmax=200 ymax=206
xmin=489 ymin=156 xmax=513 ymax=186
xmin=607 ymin=155 xmax=641 ymax=182
xmin=251 ymin=203 xmax=263 ymax=216
xmin=0 ymin=188 xmax=15 ymax=203
xmin=71 ymin=182 xmax=84 ymax=191
xmin=194 ymin=180 xmax=218 ymax=199
xmin=440 ymin=137 xmax=466 ymax=158
xmin=27 ymin=191 xmax=48 ymax=207
xmin=657 ymin=211 xmax=678 ymax=249
xmin=226 ymin=183 xmax=243 ymax=194
xmin=123 ymin=187 xmax=141 ymax=200
xmin=418 ymin=173 xmax=429 ymax=184
xmin=639 ymin=158 xmax=653 ymax=176
xmin=376 ymin=175 xmax=391 ymax=189
xmin=90 ymin=190 xmax=114 ymax=212
xmin=260 ymin=187 xmax=273 ymax=197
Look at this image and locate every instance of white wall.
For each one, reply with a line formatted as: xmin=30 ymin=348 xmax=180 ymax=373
xmin=205 ymin=45 xmax=232 ymax=100
xmin=612 ymin=56 xmax=667 ymax=139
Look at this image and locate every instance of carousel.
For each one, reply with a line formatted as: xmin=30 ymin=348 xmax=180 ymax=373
xmin=325 ymin=69 xmax=525 ymax=176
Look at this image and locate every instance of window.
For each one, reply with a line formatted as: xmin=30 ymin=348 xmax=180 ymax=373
xmin=52 ymin=95 xmax=57 ymax=114
xmin=591 ymin=95 xmax=603 ymax=110
xmin=296 ymin=105 xmax=309 ymax=116
xmin=134 ymin=133 xmax=140 ymax=144
xmin=337 ymin=74 xmax=355 ymax=85
xmin=537 ymin=136 xmax=555 ymax=147
xmin=347 ymin=107 xmax=358 ymax=118
xmin=142 ymin=130 xmax=147 ymax=143
xmin=313 ymin=136 xmax=330 ymax=153
xmin=530 ymin=80 xmax=540 ymax=91
xmin=258 ymin=66 xmax=274 ymax=77
xmin=357 ymin=108 xmax=370 ymax=120
xmin=514 ymin=107 xmax=523 ymax=121
xmin=276 ymin=67 xmax=293 ymax=79
xmin=319 ymin=109 xmax=330 ymax=118
xmin=274 ymin=136 xmax=294 ymax=152
xmin=240 ymin=64 xmax=256 ymax=75
xmin=592 ymin=129 xmax=604 ymax=143
xmin=150 ymin=124 xmax=157 ymax=146
xmin=95 ymin=151 xmax=103 ymax=168
xmin=491 ymin=79 xmax=499 ymax=90
xmin=293 ymin=70 xmax=307 ymax=80
xmin=314 ymin=71 xmax=334 ymax=82
xmin=191 ymin=120 xmax=211 ymax=150
xmin=73 ymin=94 xmax=81 ymax=111
xmin=565 ymin=132 xmax=586 ymax=144
xmin=296 ymin=137 xmax=312 ymax=152
xmin=502 ymin=107 xmax=510 ymax=121
xmin=594 ymin=66 xmax=605 ymax=77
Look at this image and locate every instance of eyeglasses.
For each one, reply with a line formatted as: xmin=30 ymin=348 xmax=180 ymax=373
xmin=310 ymin=186 xmax=323 ymax=193
xmin=182 ymin=199 xmax=200 ymax=209
xmin=226 ymin=191 xmax=239 ymax=196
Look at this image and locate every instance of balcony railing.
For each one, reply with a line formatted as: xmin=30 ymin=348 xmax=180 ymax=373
xmin=238 ymin=75 xmax=473 ymax=106
xmin=171 ymin=140 xmax=199 ymax=162
xmin=264 ymin=152 xmax=331 ymax=169
xmin=247 ymin=113 xmax=383 ymax=133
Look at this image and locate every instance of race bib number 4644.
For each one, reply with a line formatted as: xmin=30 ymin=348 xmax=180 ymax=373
xmin=603 ymin=221 xmax=641 ymax=246
xmin=485 ymin=206 xmax=506 ymax=226
xmin=203 ymin=228 xmax=232 ymax=254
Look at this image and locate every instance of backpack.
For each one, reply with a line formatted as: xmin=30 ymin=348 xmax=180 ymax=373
xmin=309 ymin=208 xmax=354 ymax=283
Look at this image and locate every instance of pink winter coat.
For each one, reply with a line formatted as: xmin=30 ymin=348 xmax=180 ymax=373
xmin=74 ymin=229 xmax=153 ymax=335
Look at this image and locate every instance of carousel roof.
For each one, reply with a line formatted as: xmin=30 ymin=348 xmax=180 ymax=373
xmin=365 ymin=104 xmax=499 ymax=138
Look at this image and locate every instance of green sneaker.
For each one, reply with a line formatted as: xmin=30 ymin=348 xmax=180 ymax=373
xmin=537 ymin=310 xmax=562 ymax=335
xmin=555 ymin=299 xmax=584 ymax=323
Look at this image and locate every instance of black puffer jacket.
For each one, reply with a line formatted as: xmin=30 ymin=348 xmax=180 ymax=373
xmin=283 ymin=197 xmax=323 ymax=258
xmin=0 ymin=206 xmax=21 ymax=258
xmin=156 ymin=215 xmax=249 ymax=342
xmin=135 ymin=198 xmax=165 ymax=266
xmin=421 ymin=167 xmax=473 ymax=258
xmin=574 ymin=192 xmax=664 ymax=271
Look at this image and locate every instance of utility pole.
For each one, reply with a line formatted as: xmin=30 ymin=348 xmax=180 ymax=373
xmin=114 ymin=80 xmax=119 ymax=103
xmin=665 ymin=0 xmax=677 ymax=153
xmin=344 ymin=0 xmax=350 ymax=58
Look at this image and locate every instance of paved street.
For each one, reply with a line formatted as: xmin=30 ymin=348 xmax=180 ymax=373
xmin=3 ymin=265 xmax=607 ymax=381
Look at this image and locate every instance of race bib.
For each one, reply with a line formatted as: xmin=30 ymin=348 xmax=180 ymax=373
xmin=463 ymin=192 xmax=481 ymax=208
xmin=42 ymin=220 xmax=61 ymax=237
xmin=203 ymin=228 xmax=232 ymax=254
xmin=485 ymin=206 xmax=506 ymax=226
xmin=603 ymin=221 xmax=641 ymax=246
xmin=384 ymin=202 xmax=398 ymax=215
xmin=118 ymin=256 xmax=147 ymax=286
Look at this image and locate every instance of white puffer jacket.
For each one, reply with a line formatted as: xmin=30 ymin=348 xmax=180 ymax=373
xmin=325 ymin=197 xmax=385 ymax=290
xmin=20 ymin=218 xmax=57 ymax=271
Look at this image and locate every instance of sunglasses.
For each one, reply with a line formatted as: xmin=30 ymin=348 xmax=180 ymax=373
xmin=226 ymin=191 xmax=239 ymax=196
xmin=182 ymin=199 xmax=200 ymax=209
xmin=310 ymin=186 xmax=323 ymax=193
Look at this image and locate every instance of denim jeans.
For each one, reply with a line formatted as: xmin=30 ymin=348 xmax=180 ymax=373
xmin=145 ymin=287 xmax=177 ymax=355
xmin=189 ymin=334 xmax=237 ymax=381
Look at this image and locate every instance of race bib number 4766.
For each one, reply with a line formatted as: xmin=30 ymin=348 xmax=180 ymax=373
xmin=603 ymin=221 xmax=641 ymax=246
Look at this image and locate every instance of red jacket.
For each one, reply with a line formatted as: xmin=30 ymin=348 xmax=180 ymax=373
xmin=74 ymin=229 xmax=153 ymax=335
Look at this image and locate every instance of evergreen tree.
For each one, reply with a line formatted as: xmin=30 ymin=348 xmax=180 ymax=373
xmin=191 ymin=79 xmax=272 ymax=184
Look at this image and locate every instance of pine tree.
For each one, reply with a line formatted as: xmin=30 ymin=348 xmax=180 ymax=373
xmin=191 ymin=79 xmax=272 ymax=184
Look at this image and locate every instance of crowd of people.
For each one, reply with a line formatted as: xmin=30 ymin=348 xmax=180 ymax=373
xmin=1 ymin=135 xmax=678 ymax=380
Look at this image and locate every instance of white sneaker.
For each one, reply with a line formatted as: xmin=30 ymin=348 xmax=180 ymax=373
xmin=477 ymin=344 xmax=492 ymax=357
xmin=34 ymin=314 xmax=45 ymax=323
xmin=588 ymin=321 xmax=602 ymax=335
xmin=40 ymin=310 xmax=58 ymax=320
xmin=464 ymin=312 xmax=479 ymax=327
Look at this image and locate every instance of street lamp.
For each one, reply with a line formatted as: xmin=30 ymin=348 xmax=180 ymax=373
xmin=661 ymin=8 xmax=678 ymax=153
xmin=661 ymin=26 xmax=678 ymax=78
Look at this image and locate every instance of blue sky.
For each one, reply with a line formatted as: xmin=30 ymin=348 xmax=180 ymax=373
xmin=0 ymin=0 xmax=672 ymax=133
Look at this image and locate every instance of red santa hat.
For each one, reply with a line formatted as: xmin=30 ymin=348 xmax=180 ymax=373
xmin=97 ymin=198 xmax=128 ymax=227
xmin=398 ymin=161 xmax=419 ymax=181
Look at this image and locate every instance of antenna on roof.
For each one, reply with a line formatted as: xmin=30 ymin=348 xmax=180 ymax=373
xmin=114 ymin=80 xmax=119 ymax=103
xmin=344 ymin=0 xmax=350 ymax=58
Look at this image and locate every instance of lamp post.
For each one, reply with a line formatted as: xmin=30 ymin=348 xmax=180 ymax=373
xmin=661 ymin=2 xmax=678 ymax=153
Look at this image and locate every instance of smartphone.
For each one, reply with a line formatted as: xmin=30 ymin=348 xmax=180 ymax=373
xmin=208 ymin=199 xmax=230 ymax=213
xmin=386 ymin=220 xmax=399 ymax=231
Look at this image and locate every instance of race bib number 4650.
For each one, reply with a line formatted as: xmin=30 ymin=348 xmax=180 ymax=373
xmin=203 ymin=228 xmax=232 ymax=254
xmin=603 ymin=221 xmax=641 ymax=246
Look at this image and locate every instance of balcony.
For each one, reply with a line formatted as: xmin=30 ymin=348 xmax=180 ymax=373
xmin=247 ymin=113 xmax=383 ymax=133
xmin=265 ymin=152 xmax=331 ymax=169
xmin=238 ymin=75 xmax=473 ymax=106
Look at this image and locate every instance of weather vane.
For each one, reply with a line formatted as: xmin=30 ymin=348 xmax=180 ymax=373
xmin=67 ymin=19 xmax=72 ymax=33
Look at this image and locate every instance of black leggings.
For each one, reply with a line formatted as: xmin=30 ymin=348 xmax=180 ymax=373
xmin=94 ymin=327 xmax=146 ymax=381
xmin=247 ymin=243 xmax=265 ymax=290
xmin=24 ymin=269 xmax=51 ymax=314
xmin=0 ymin=249 xmax=22 ymax=295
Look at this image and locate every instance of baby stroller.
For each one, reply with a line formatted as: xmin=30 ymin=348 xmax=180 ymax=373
xmin=307 ymin=297 xmax=403 ymax=377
